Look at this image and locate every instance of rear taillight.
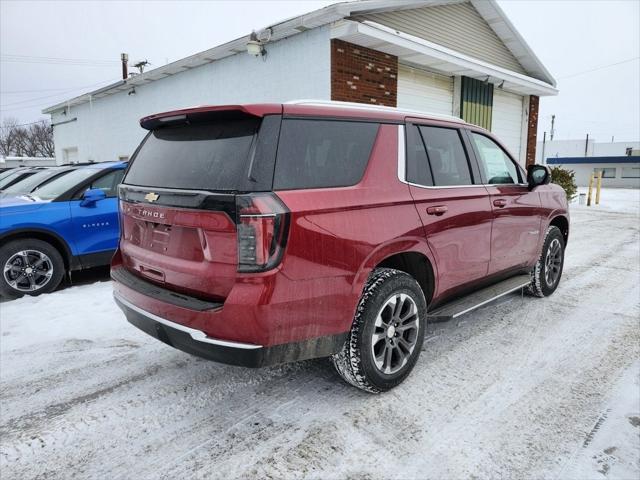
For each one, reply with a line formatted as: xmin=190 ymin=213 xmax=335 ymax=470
xmin=236 ymin=193 xmax=289 ymax=273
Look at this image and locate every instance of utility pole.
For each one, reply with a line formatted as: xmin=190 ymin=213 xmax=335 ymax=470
xmin=541 ymin=131 xmax=547 ymax=164
xmin=585 ymin=133 xmax=589 ymax=157
xmin=550 ymin=115 xmax=555 ymax=141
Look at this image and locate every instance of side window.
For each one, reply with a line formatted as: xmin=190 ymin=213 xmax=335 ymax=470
xmin=273 ymin=120 xmax=379 ymax=190
xmin=406 ymin=124 xmax=433 ymax=186
xmin=594 ymin=167 xmax=616 ymax=178
xmin=87 ymin=169 xmax=125 ymax=197
xmin=471 ymin=133 xmax=520 ymax=184
xmin=419 ymin=126 xmax=473 ymax=186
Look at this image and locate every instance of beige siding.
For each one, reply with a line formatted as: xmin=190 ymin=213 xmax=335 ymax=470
xmin=397 ymin=65 xmax=454 ymax=115
xmin=357 ymin=2 xmax=527 ymax=75
xmin=492 ymin=89 xmax=525 ymax=161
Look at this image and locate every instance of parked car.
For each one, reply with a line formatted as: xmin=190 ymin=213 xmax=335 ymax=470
xmin=0 ymin=161 xmax=127 ymax=298
xmin=111 ymin=102 xmax=569 ymax=392
xmin=0 ymin=167 xmax=46 ymax=191
xmin=0 ymin=166 xmax=77 ymax=198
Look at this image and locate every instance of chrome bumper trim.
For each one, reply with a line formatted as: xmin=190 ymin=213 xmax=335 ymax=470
xmin=114 ymin=292 xmax=263 ymax=350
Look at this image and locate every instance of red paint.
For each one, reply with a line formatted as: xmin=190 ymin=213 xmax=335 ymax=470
xmin=113 ymin=103 xmax=569 ymax=351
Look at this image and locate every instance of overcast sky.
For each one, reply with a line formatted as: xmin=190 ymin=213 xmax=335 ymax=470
xmin=1 ymin=0 xmax=639 ymax=142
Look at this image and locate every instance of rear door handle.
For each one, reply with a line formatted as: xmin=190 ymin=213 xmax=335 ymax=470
xmin=493 ymin=199 xmax=507 ymax=208
xmin=426 ymin=205 xmax=448 ymax=216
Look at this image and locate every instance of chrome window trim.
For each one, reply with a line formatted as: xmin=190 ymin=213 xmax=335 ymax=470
xmin=398 ymin=124 xmax=531 ymax=190
xmin=397 ymin=124 xmax=486 ymax=190
xmin=485 ymin=183 xmax=529 ymax=187
xmin=468 ymin=130 xmax=526 ymax=185
xmin=397 ymin=124 xmax=406 ymax=183
xmin=114 ymin=292 xmax=263 ymax=350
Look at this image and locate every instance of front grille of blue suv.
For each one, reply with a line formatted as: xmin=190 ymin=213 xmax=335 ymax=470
xmin=0 ymin=161 xmax=127 ymax=298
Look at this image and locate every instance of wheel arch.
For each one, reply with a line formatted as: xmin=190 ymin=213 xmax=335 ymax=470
xmin=0 ymin=228 xmax=77 ymax=270
xmin=548 ymin=214 xmax=569 ymax=245
xmin=377 ymin=251 xmax=435 ymax=305
xmin=352 ymin=238 xmax=437 ymax=305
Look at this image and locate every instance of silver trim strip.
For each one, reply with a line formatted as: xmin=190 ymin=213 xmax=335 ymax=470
xmin=239 ymin=213 xmax=276 ymax=218
xmin=114 ymin=292 xmax=263 ymax=350
xmin=449 ymin=280 xmax=530 ymax=319
xmin=396 ymin=125 xmax=527 ymax=191
xmin=119 ymin=184 xmax=230 ymax=200
xmin=397 ymin=125 xmax=406 ymax=183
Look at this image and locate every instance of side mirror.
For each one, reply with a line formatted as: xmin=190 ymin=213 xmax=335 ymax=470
xmin=80 ymin=188 xmax=106 ymax=207
xmin=527 ymin=164 xmax=551 ymax=191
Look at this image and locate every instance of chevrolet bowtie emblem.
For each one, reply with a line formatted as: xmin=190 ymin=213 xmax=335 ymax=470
xmin=144 ymin=192 xmax=159 ymax=203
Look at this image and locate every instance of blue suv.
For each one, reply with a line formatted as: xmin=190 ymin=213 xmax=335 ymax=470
xmin=0 ymin=161 xmax=127 ymax=298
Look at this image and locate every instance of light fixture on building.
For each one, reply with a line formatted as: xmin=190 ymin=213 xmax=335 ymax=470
xmin=483 ymin=76 xmax=490 ymax=85
xmin=247 ymin=31 xmax=265 ymax=57
xmin=498 ymin=80 xmax=505 ymax=89
xmin=128 ymin=87 xmax=136 ymax=96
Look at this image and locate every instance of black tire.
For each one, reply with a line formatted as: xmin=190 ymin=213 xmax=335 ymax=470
xmin=0 ymin=239 xmax=65 ymax=299
xmin=332 ymin=268 xmax=427 ymax=393
xmin=528 ymin=226 xmax=565 ymax=298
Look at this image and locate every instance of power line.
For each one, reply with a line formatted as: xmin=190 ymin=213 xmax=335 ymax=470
xmin=0 ymin=120 xmax=47 ymax=129
xmin=1 ymin=54 xmax=121 ymax=67
xmin=2 ymin=86 xmax=99 ymax=95
xmin=2 ymin=87 xmax=97 ymax=107
xmin=0 ymin=78 xmax=120 ymax=113
xmin=557 ymin=56 xmax=640 ymax=80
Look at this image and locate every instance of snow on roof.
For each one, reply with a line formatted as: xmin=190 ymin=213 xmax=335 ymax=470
xmin=43 ymin=0 xmax=555 ymax=114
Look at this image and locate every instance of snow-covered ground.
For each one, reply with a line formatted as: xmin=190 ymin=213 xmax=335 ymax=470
xmin=1 ymin=188 xmax=639 ymax=479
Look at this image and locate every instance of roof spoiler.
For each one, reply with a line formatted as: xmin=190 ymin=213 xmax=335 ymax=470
xmin=140 ymin=104 xmax=283 ymax=130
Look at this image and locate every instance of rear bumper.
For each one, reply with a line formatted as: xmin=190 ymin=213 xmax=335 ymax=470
xmin=114 ymin=292 xmax=347 ymax=367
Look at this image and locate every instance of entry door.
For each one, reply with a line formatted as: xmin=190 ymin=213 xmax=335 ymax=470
xmin=70 ymin=169 xmax=123 ymax=255
xmin=468 ymin=131 xmax=542 ymax=274
xmin=404 ymin=123 xmax=492 ymax=298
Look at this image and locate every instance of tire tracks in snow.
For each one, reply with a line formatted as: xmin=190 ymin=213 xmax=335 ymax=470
xmin=1 ymin=205 xmax=639 ymax=479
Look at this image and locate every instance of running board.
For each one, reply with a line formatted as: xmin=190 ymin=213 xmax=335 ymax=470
xmin=428 ymin=274 xmax=531 ymax=321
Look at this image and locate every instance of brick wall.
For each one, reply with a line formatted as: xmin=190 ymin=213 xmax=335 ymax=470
xmin=526 ymin=95 xmax=539 ymax=166
xmin=331 ymin=39 xmax=398 ymax=107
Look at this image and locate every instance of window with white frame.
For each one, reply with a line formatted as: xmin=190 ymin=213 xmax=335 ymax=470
xmin=594 ymin=167 xmax=616 ymax=178
xmin=621 ymin=166 xmax=640 ymax=178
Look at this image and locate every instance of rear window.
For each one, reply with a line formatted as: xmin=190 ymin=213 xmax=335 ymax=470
xmin=0 ymin=171 xmax=39 ymax=189
xmin=31 ymin=168 xmax=101 ymax=201
xmin=3 ymin=169 xmax=68 ymax=194
xmin=124 ymin=118 xmax=259 ymax=191
xmin=273 ymin=119 xmax=379 ymax=190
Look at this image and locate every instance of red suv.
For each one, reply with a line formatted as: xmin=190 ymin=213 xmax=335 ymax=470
xmin=111 ymin=101 xmax=568 ymax=392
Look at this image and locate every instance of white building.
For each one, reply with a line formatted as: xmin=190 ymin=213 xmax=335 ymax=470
xmin=44 ymin=0 xmax=558 ymax=167
xmin=0 ymin=156 xmax=57 ymax=168
xmin=537 ymin=138 xmax=640 ymax=163
xmin=536 ymin=138 xmax=640 ymax=188
xmin=546 ymin=156 xmax=640 ymax=189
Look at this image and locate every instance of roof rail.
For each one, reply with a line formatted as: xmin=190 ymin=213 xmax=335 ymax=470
xmin=286 ymin=99 xmax=464 ymax=123
xmin=57 ymin=162 xmax=98 ymax=167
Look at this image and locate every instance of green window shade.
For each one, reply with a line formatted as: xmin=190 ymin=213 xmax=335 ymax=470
xmin=461 ymin=76 xmax=493 ymax=130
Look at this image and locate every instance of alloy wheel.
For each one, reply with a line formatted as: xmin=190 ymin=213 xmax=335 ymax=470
xmin=371 ymin=293 xmax=420 ymax=375
xmin=3 ymin=250 xmax=54 ymax=292
xmin=544 ymin=238 xmax=562 ymax=287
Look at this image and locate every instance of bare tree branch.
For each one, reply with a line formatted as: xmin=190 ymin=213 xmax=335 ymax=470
xmin=0 ymin=119 xmax=54 ymax=158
